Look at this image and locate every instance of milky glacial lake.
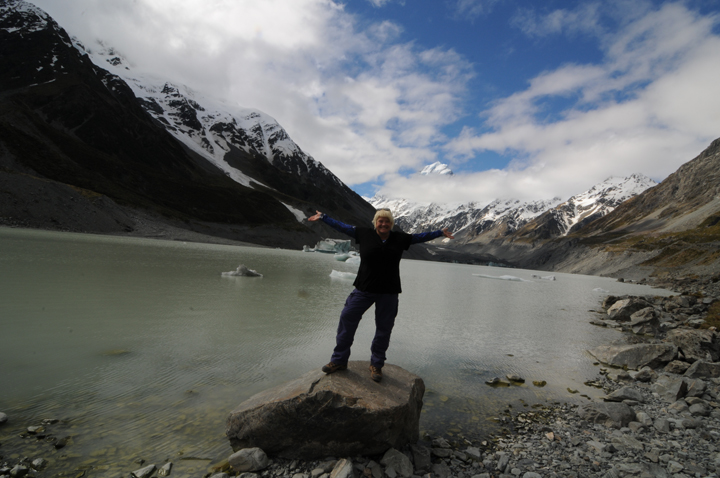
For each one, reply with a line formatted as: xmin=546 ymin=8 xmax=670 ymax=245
xmin=0 ymin=227 xmax=673 ymax=473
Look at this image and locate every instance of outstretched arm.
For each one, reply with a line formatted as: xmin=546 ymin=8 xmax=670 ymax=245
xmin=411 ymin=227 xmax=454 ymax=244
xmin=307 ymin=210 xmax=356 ymax=238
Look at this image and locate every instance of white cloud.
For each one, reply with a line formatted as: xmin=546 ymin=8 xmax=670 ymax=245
xmin=454 ymin=0 xmax=503 ymax=20
xmin=28 ymin=0 xmax=720 ymax=207
xmin=418 ymin=2 xmax=720 ymax=204
xmin=33 ymin=0 xmax=472 ymax=187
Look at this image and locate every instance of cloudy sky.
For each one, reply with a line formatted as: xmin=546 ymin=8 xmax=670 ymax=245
xmin=31 ymin=0 xmax=720 ymax=205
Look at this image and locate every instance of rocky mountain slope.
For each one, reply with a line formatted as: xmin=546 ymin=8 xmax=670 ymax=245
xmin=0 ymin=0 xmax=374 ymax=248
xmin=465 ymin=139 xmax=720 ymax=280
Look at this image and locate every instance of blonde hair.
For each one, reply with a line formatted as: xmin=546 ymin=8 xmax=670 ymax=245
xmin=372 ymin=208 xmax=394 ymax=229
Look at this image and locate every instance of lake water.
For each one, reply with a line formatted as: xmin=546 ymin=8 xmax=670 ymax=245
xmin=0 ymin=227 xmax=673 ymax=475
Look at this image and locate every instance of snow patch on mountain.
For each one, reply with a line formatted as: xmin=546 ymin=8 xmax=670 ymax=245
xmin=550 ymin=174 xmax=657 ymax=235
xmin=421 ymin=162 xmax=453 ymax=176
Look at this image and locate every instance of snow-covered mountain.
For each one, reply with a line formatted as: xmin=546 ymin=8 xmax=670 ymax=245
xmin=547 ymin=174 xmax=658 ymax=236
xmin=75 ymin=40 xmax=343 ymax=191
xmin=0 ymin=0 xmax=375 ymax=245
xmin=368 ymin=168 xmax=656 ymax=242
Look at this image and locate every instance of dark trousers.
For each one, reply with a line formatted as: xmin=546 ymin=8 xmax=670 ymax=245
xmin=330 ymin=288 xmax=399 ymax=369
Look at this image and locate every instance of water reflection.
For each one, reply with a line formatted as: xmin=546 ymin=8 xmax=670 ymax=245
xmin=0 ymin=227 xmax=672 ymax=472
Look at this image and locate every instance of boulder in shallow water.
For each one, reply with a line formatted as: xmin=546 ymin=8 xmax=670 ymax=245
xmin=587 ymin=343 xmax=677 ymax=370
xmin=226 ymin=361 xmax=424 ymax=459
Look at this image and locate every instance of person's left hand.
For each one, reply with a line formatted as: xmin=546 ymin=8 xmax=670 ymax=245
xmin=308 ymin=210 xmax=323 ymax=222
xmin=442 ymin=228 xmax=455 ymax=239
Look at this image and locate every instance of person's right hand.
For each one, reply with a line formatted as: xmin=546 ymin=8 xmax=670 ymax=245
xmin=308 ymin=210 xmax=323 ymax=222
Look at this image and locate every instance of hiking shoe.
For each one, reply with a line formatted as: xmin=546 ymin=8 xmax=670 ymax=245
xmin=322 ymin=362 xmax=347 ymax=374
xmin=369 ymin=365 xmax=383 ymax=382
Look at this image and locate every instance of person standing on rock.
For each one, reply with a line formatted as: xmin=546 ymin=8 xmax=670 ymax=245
xmin=308 ymin=208 xmax=454 ymax=382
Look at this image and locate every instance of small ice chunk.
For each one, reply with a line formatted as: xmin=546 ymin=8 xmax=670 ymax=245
xmin=221 ymin=265 xmax=263 ymax=277
xmin=345 ymin=256 xmax=360 ymax=265
xmin=541 ymin=275 xmax=556 ymax=281
xmin=330 ymin=270 xmax=357 ymax=281
xmin=472 ymin=274 xmax=531 ymax=282
xmin=334 ymin=253 xmax=350 ymax=261
xmin=303 ymin=245 xmax=316 ymax=252
xmin=593 ymin=288 xmax=610 ymax=293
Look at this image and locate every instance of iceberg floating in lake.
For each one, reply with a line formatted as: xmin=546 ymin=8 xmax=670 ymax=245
xmin=315 ymin=238 xmax=351 ymax=254
xmin=345 ymin=255 xmax=361 ymax=265
xmin=472 ymin=274 xmax=531 ymax=282
xmin=531 ymin=274 xmax=556 ymax=281
xmin=334 ymin=253 xmax=350 ymax=261
xmin=593 ymin=288 xmax=610 ymax=293
xmin=330 ymin=270 xmax=357 ymax=281
xmin=221 ymin=265 xmax=263 ymax=277
xmin=302 ymin=245 xmax=316 ymax=252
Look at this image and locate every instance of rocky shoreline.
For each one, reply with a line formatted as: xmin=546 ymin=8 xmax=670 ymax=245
xmin=2 ymin=276 xmax=719 ymax=478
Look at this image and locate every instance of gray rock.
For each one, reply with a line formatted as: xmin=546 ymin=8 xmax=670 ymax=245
xmin=664 ymin=360 xmax=691 ymax=374
xmin=635 ymin=411 xmax=653 ymax=426
xmin=228 ymin=448 xmax=270 ymax=472
xmin=431 ymin=437 xmax=451 ymax=448
xmin=431 ymin=462 xmax=451 ymax=478
xmin=651 ymin=374 xmax=688 ymax=402
xmin=666 ymin=328 xmax=719 ymax=363
xmin=158 ymin=463 xmax=172 ymax=477
xmin=689 ymin=402 xmax=709 ymax=416
xmin=30 ymin=459 xmax=47 ymax=471
xmin=631 ymin=367 xmax=657 ymax=382
xmin=330 ymin=459 xmax=353 ymax=478
xmin=496 ymin=453 xmax=509 ymax=473
xmin=610 ymin=434 xmax=644 ymax=451
xmin=607 ymin=298 xmax=652 ymax=321
xmin=131 ymin=464 xmax=157 ymax=478
xmin=380 ymin=448 xmax=413 ymax=478
xmin=606 ymin=385 xmax=645 ymax=402
xmin=364 ymin=461 xmax=382 ymax=478
xmin=577 ymin=402 xmax=636 ymax=428
xmin=226 ymin=361 xmax=424 ymax=458
xmin=685 ymin=360 xmax=720 ymax=378
xmin=410 ymin=444 xmax=431 ymax=471
xmin=431 ymin=448 xmax=452 ymax=458
xmin=653 ymin=417 xmax=671 ymax=433
xmin=587 ymin=343 xmax=677 ymax=370
xmin=464 ymin=446 xmax=482 ymax=461
xmin=630 ymin=307 xmax=659 ymax=334
xmin=9 ymin=466 xmax=28 ymax=478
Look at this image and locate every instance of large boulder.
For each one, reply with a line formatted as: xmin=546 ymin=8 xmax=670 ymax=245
xmin=226 ymin=361 xmax=425 ymax=459
xmin=665 ymin=329 xmax=720 ymax=363
xmin=606 ymin=298 xmax=652 ymax=322
xmin=587 ymin=343 xmax=677 ymax=370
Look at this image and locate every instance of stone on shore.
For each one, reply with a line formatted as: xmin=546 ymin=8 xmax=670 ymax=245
xmin=577 ymin=402 xmax=636 ymax=428
xmin=606 ymin=298 xmax=652 ymax=321
xmin=684 ymin=360 xmax=720 ymax=378
xmin=587 ymin=343 xmax=677 ymax=370
xmin=665 ymin=328 xmax=720 ymax=363
xmin=228 ymin=448 xmax=270 ymax=472
xmin=226 ymin=361 xmax=424 ymax=459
